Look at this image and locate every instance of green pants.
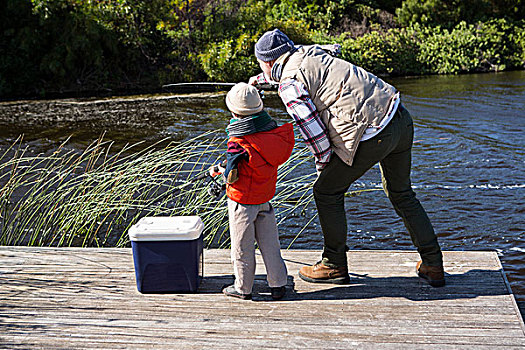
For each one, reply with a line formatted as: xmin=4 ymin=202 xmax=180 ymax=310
xmin=313 ymin=105 xmax=443 ymax=267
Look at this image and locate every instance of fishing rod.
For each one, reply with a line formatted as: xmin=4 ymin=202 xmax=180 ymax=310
xmin=162 ymin=82 xmax=278 ymax=91
xmin=162 ymin=82 xmax=235 ymax=89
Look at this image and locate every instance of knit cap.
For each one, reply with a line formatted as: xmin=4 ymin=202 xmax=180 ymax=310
xmin=225 ymin=82 xmax=263 ymax=116
xmin=255 ymin=29 xmax=295 ymax=62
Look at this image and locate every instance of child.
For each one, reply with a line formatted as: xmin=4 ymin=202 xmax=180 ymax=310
xmin=210 ymin=82 xmax=294 ymax=300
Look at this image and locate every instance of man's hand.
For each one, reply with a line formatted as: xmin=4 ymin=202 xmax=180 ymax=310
xmin=319 ymin=43 xmax=342 ymax=57
xmin=248 ymin=75 xmax=259 ymax=86
xmin=332 ymin=43 xmax=342 ymax=56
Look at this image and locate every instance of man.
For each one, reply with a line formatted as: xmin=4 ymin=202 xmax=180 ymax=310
xmin=249 ymin=29 xmax=445 ymax=287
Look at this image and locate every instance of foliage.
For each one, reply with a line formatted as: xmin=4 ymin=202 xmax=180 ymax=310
xmin=339 ymin=28 xmax=424 ymax=75
xmin=339 ymin=18 xmax=525 ymax=75
xmin=1 ymin=0 xmax=184 ymax=97
xmin=198 ymin=34 xmax=260 ymax=82
xmin=0 ymin=0 xmax=524 ymax=98
xmin=397 ymin=0 xmax=525 ymax=28
xmin=475 ymin=18 xmax=525 ymax=71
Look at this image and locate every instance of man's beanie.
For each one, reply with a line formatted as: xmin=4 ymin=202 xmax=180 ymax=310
xmin=255 ymin=29 xmax=295 ymax=62
xmin=226 ymin=83 xmax=263 ymax=116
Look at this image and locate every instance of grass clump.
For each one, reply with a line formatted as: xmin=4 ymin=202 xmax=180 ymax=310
xmin=0 ymin=132 xmax=317 ymax=248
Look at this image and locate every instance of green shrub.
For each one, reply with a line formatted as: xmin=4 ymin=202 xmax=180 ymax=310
xmin=339 ymin=27 xmax=424 ymax=75
xmin=198 ymin=34 xmax=259 ymax=82
xmin=196 ymin=0 xmax=314 ymax=82
xmin=337 ymin=18 xmax=525 ymax=76
xmin=396 ymin=0 xmax=524 ymax=28
xmin=1 ymin=1 xmax=524 ymax=98
xmin=415 ymin=19 xmax=525 ymax=73
xmin=475 ymin=19 xmax=525 ymax=71
xmin=415 ymin=22 xmax=482 ymax=74
xmin=516 ymin=22 xmax=525 ymax=65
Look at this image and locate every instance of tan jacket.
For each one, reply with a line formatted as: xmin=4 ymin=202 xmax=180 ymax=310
xmin=272 ymin=45 xmax=398 ymax=166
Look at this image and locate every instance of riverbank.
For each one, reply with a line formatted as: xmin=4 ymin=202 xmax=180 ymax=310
xmin=2 ymin=1 xmax=524 ymax=99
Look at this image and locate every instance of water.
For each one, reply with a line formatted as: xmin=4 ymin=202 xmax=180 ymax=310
xmin=1 ymin=71 xmax=524 ymax=315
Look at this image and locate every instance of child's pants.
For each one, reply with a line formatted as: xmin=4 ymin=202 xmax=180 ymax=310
xmin=227 ymin=198 xmax=288 ymax=294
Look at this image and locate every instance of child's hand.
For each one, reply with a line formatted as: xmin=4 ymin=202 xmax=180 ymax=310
xmin=209 ymin=163 xmax=225 ymax=177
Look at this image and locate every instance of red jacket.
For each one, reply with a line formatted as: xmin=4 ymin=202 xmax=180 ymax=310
xmin=226 ymin=123 xmax=295 ymax=204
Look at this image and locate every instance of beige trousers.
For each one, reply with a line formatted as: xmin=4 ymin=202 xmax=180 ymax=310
xmin=227 ymin=198 xmax=288 ymax=294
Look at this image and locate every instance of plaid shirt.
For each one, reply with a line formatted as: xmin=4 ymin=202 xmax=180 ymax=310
xmin=255 ymin=73 xmax=332 ymax=171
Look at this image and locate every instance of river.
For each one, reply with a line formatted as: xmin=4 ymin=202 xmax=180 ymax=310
xmin=0 ymin=71 xmax=523 ymax=315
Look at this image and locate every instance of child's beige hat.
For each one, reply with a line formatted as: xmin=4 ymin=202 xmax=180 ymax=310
xmin=226 ymin=82 xmax=263 ymax=116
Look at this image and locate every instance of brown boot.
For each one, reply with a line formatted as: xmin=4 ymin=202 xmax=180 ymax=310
xmin=298 ymin=262 xmax=350 ymax=284
xmin=416 ymin=260 xmax=445 ymax=287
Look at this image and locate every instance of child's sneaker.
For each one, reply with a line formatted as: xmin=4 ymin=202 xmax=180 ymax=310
xmin=222 ymin=285 xmax=252 ymax=300
xmin=270 ymin=286 xmax=286 ymax=300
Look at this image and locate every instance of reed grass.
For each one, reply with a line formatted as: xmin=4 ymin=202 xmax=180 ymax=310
xmin=0 ymin=132 xmax=312 ymax=248
xmin=0 ymin=132 xmax=380 ymax=248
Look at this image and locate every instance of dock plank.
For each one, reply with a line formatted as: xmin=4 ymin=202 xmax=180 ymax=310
xmin=1 ymin=247 xmax=524 ymax=349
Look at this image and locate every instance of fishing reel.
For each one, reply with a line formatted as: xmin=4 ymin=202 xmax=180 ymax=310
xmin=191 ymin=162 xmax=226 ymax=198
xmin=207 ymin=174 xmax=226 ymax=198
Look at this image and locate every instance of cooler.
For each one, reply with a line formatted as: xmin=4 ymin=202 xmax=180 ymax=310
xmin=128 ymin=216 xmax=204 ymax=293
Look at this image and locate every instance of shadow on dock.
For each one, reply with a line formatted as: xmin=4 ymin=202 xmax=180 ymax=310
xmin=200 ymin=268 xmax=509 ymax=302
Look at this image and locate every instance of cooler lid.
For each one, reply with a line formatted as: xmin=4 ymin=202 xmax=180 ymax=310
xmin=128 ymin=216 xmax=204 ymax=241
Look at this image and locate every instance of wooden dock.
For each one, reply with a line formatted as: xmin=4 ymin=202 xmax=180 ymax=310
xmin=1 ymin=247 xmax=524 ymax=349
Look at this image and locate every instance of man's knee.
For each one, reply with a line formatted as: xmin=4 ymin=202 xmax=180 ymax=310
xmin=313 ymin=184 xmax=346 ymax=206
xmin=312 ymin=181 xmax=325 ymax=197
xmin=313 ymin=178 xmax=332 ymax=199
xmin=387 ymin=188 xmax=419 ymax=208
